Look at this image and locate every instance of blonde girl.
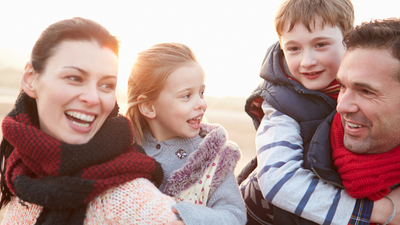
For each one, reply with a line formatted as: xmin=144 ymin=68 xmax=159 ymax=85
xmin=126 ymin=43 xmax=247 ymax=225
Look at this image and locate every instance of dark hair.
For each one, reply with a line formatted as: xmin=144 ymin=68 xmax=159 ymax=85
xmin=343 ymin=18 xmax=400 ymax=81
xmin=31 ymin=17 xmax=120 ymax=73
xmin=344 ymin=18 xmax=400 ymax=61
xmin=0 ymin=17 xmax=119 ymax=208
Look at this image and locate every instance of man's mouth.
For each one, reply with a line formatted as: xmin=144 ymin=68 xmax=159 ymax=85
xmin=65 ymin=111 xmax=95 ymax=128
xmin=347 ymin=121 xmax=363 ymax=128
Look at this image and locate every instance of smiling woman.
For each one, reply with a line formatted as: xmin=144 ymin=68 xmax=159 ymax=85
xmin=0 ymin=17 xmax=178 ymax=225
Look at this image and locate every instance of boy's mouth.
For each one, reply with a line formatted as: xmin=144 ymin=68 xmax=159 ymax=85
xmin=65 ymin=111 xmax=96 ymax=128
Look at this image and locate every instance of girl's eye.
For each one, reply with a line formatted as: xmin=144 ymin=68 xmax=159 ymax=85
xmin=288 ymin=47 xmax=300 ymax=52
xmin=183 ymin=93 xmax=191 ymax=99
xmin=200 ymin=91 xmax=205 ymax=98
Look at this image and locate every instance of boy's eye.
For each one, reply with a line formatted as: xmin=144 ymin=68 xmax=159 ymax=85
xmin=316 ymin=43 xmax=328 ymax=48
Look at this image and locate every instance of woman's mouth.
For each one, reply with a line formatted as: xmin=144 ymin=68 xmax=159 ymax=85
xmin=65 ymin=111 xmax=95 ymax=128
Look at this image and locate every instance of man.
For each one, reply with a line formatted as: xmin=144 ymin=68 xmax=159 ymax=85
xmin=240 ymin=18 xmax=400 ymax=225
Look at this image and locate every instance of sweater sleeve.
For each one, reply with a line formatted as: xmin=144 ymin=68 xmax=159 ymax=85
xmin=87 ymin=178 xmax=178 ymax=224
xmin=173 ymin=172 xmax=247 ymax=225
xmin=256 ymin=100 xmax=357 ymax=225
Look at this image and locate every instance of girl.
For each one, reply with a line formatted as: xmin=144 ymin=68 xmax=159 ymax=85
xmin=0 ymin=17 xmax=177 ymax=224
xmin=126 ymin=42 xmax=247 ymax=225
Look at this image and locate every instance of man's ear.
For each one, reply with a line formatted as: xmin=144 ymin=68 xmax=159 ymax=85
xmin=138 ymin=95 xmax=156 ymax=119
xmin=21 ymin=62 xmax=38 ymax=99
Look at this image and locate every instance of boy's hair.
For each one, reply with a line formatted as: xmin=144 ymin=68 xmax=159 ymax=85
xmin=275 ymin=0 xmax=354 ymax=38
xmin=343 ymin=17 xmax=400 ymax=82
xmin=125 ymin=42 xmax=198 ymax=145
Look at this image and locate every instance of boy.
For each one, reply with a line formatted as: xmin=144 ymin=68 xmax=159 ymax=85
xmin=238 ymin=0 xmax=361 ymax=224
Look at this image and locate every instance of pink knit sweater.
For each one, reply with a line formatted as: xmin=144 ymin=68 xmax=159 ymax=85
xmin=2 ymin=178 xmax=177 ymax=224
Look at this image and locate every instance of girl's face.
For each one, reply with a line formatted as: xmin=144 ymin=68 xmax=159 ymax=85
xmin=148 ymin=62 xmax=207 ymax=142
xmin=23 ymin=40 xmax=118 ymax=144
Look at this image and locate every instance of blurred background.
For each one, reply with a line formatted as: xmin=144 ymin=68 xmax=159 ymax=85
xmin=1 ymin=0 xmax=399 ymax=176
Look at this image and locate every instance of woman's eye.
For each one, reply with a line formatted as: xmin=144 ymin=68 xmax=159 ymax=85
xmin=100 ymin=83 xmax=116 ymax=91
xmin=68 ymin=76 xmax=83 ymax=82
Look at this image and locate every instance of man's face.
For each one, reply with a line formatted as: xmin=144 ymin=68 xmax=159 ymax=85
xmin=336 ymin=48 xmax=400 ymax=154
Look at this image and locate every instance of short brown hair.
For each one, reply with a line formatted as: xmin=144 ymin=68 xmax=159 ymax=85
xmin=343 ymin=18 xmax=400 ymax=82
xmin=275 ymin=0 xmax=354 ymax=38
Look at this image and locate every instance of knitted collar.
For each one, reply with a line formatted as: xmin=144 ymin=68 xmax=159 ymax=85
xmin=1 ymin=91 xmax=163 ymax=225
xmin=331 ymin=113 xmax=400 ymax=200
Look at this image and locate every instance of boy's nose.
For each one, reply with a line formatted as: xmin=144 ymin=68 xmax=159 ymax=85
xmin=300 ymin=50 xmax=317 ymax=68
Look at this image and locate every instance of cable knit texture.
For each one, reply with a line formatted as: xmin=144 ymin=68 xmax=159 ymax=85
xmin=1 ymin=91 xmax=164 ymax=224
xmin=331 ymin=113 xmax=400 ymax=200
xmin=2 ymin=178 xmax=178 ymax=224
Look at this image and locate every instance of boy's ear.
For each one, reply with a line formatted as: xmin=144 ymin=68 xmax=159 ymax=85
xmin=138 ymin=95 xmax=156 ymax=119
xmin=21 ymin=62 xmax=38 ymax=99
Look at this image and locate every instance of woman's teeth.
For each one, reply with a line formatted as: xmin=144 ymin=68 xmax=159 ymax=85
xmin=65 ymin=111 xmax=95 ymax=127
xmin=65 ymin=111 xmax=95 ymax=122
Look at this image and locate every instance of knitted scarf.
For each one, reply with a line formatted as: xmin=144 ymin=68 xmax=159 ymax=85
xmin=331 ymin=112 xmax=400 ymax=200
xmin=1 ymin=91 xmax=163 ymax=225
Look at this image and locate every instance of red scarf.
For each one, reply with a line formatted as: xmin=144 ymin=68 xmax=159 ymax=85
xmin=331 ymin=113 xmax=400 ymax=200
xmin=1 ymin=92 xmax=163 ymax=225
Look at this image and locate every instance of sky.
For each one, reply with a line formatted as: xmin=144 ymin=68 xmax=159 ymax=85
xmin=1 ymin=0 xmax=399 ymax=98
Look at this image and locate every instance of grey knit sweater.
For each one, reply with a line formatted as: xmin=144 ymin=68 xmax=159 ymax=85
xmin=143 ymin=123 xmax=247 ymax=225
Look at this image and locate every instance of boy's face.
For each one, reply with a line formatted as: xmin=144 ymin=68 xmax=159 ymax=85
xmin=280 ymin=18 xmax=346 ymax=90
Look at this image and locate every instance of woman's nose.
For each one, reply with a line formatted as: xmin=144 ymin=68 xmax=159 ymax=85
xmin=79 ymin=85 xmax=100 ymax=106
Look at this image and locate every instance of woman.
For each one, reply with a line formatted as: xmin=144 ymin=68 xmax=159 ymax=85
xmin=0 ymin=17 xmax=177 ymax=224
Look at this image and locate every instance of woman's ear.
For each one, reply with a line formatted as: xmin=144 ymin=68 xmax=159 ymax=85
xmin=21 ymin=62 xmax=38 ymax=99
xmin=138 ymin=95 xmax=156 ymax=119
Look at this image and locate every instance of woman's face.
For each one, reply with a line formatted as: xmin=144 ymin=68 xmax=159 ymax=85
xmin=26 ymin=40 xmax=118 ymax=144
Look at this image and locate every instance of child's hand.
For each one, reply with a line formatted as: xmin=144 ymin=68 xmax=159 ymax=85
xmin=164 ymin=208 xmax=185 ymax=225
